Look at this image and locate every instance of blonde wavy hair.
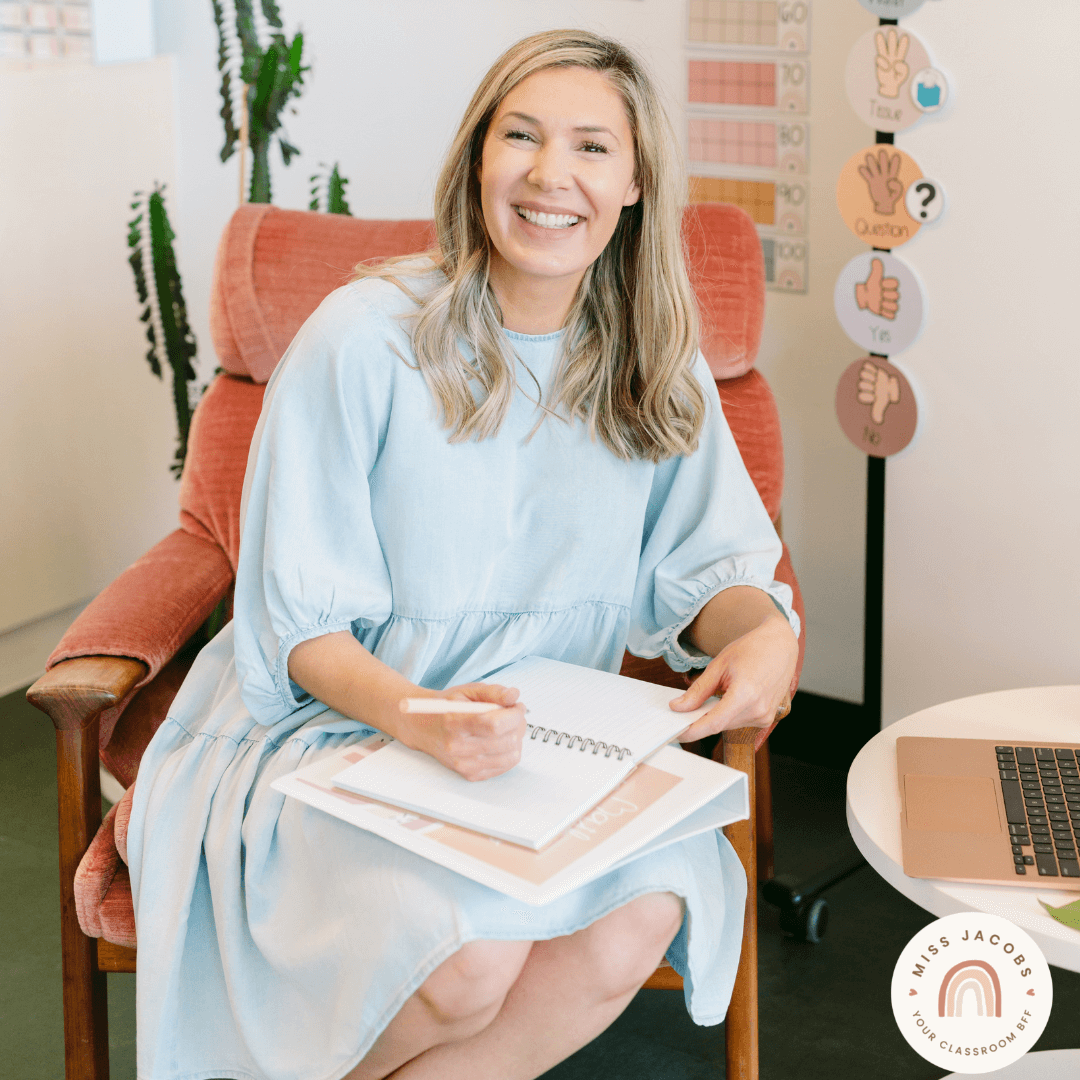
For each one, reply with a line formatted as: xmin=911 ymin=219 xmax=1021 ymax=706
xmin=354 ymin=28 xmax=704 ymax=462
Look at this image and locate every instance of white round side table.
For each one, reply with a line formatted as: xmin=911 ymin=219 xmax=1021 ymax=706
xmin=847 ymin=687 xmax=1080 ymax=1076
xmin=942 ymin=1047 xmax=1077 ymax=1079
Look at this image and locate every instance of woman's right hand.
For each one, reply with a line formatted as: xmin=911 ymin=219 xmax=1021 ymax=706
xmin=397 ymin=682 xmax=528 ymax=781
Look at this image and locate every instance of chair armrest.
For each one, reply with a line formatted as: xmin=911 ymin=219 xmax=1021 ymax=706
xmin=46 ymin=527 xmax=233 ymax=693
xmin=27 ymin=656 xmax=147 ymax=732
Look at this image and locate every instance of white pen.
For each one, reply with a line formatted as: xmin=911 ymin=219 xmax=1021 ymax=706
xmin=401 ymin=698 xmax=529 ymax=714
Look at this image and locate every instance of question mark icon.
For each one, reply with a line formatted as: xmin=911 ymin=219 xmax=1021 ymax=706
xmin=905 ymin=177 xmax=945 ymax=225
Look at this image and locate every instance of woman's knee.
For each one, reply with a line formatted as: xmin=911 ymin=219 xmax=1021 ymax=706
xmin=416 ymin=939 xmax=533 ymax=1026
xmin=578 ymin=891 xmax=684 ymax=1001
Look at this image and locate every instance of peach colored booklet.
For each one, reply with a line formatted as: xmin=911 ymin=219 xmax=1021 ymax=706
xmin=330 ymin=656 xmax=722 ymax=850
xmin=273 ymin=737 xmax=747 ymax=905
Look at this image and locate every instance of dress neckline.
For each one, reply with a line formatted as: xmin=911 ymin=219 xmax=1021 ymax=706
xmin=502 ymin=327 xmax=565 ymax=343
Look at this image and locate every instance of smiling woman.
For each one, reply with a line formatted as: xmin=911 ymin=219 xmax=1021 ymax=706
xmin=124 ymin=26 xmax=799 ymax=1080
xmin=354 ymin=30 xmax=706 ymax=463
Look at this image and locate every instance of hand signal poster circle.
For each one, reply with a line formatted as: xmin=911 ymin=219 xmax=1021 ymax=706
xmin=834 ymin=251 xmax=925 ymax=355
xmin=856 ymin=0 xmax=928 ymax=17
xmin=837 ymin=145 xmax=925 ymax=249
xmin=890 ymin=912 xmax=1052 ymax=1073
xmin=846 ymin=26 xmax=938 ymax=134
xmin=836 ymin=357 xmax=918 ymax=458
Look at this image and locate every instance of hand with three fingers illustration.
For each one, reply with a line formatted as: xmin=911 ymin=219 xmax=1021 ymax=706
xmin=874 ymin=28 xmax=910 ymax=99
xmin=857 ymin=360 xmax=901 ymax=424
xmin=855 ymin=257 xmax=900 ymax=319
xmin=858 ymin=149 xmax=905 ymax=215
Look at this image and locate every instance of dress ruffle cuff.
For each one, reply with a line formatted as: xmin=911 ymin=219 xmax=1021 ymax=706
xmin=654 ymin=576 xmax=800 ymax=674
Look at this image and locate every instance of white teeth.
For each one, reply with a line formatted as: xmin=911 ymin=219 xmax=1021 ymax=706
xmin=515 ymin=206 xmax=580 ymax=229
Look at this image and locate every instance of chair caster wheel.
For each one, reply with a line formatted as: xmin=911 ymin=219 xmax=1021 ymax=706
xmin=779 ymin=896 xmax=829 ymax=944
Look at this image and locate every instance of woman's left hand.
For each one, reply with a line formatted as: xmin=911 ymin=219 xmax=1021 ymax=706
xmin=669 ymin=612 xmax=798 ymax=742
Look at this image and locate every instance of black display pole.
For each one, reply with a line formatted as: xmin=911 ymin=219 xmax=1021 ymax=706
xmin=769 ymin=19 xmax=896 ymax=769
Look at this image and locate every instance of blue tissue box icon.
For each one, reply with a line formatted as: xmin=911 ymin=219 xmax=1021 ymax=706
xmin=916 ymin=82 xmax=941 ymax=108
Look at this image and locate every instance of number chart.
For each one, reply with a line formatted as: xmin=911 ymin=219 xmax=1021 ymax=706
xmin=689 ymin=176 xmax=808 ymax=236
xmin=684 ymin=1 xmax=812 ymax=292
xmin=0 ymin=0 xmax=92 ymax=59
xmin=688 ymin=58 xmax=808 ymax=113
xmin=688 ymin=116 xmax=808 ymax=173
xmin=687 ymin=0 xmax=810 ymax=54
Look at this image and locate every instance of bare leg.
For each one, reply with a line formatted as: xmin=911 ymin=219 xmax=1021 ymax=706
xmin=343 ymin=940 xmax=533 ymax=1080
xmin=389 ymin=891 xmax=684 ymax=1080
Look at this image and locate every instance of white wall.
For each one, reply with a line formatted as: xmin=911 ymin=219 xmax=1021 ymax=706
xmin=0 ymin=57 xmax=179 ymax=644
xmin=881 ymin=1 xmax=1080 ymax=722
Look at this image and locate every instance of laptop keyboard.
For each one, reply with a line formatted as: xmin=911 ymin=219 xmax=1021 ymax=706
xmin=998 ymin=746 xmax=1080 ymax=878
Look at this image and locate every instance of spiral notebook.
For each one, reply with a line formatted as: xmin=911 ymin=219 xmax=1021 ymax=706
xmin=330 ymin=655 xmax=719 ymax=850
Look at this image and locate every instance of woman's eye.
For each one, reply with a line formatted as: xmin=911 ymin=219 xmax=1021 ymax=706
xmin=581 ymin=141 xmax=609 ymax=154
xmin=505 ymin=129 xmax=534 ymax=143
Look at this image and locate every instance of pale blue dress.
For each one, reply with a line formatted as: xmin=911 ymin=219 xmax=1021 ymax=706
xmin=126 ymin=272 xmax=799 ymax=1080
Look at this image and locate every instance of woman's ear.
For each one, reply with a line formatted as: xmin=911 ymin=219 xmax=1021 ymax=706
xmin=623 ymin=179 xmax=641 ymax=207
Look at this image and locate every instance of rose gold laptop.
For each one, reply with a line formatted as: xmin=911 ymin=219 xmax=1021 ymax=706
xmin=897 ymin=737 xmax=1080 ymax=890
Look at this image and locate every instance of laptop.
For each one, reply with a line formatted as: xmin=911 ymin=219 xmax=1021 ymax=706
xmin=897 ymin=737 xmax=1080 ymax=890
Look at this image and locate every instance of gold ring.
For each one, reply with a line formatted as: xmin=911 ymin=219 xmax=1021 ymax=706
xmin=774 ymin=698 xmax=792 ymax=722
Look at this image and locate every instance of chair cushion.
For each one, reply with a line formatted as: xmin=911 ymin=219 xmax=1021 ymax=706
xmin=683 ymin=203 xmax=766 ymax=380
xmin=717 ymin=368 xmax=783 ymax=523
xmin=179 ymin=373 xmax=267 ymax=571
xmin=210 ymin=205 xmax=437 ymax=383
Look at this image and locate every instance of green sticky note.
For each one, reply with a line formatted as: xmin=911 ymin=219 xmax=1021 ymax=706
xmin=1040 ymin=896 xmax=1080 ymax=931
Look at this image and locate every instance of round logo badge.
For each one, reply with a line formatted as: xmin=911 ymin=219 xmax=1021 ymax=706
xmin=856 ymin=0 xmax=927 ymax=16
xmin=837 ymin=145 xmax=925 ymax=249
xmin=845 ymin=27 xmax=933 ymax=134
xmin=834 ymin=250 xmax=925 ymax=355
xmin=891 ymin=912 xmax=1053 ymax=1073
xmin=835 ymin=357 xmax=918 ymax=458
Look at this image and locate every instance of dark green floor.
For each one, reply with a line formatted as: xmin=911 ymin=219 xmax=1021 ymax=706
xmin=4 ymin=684 xmax=1078 ymax=1079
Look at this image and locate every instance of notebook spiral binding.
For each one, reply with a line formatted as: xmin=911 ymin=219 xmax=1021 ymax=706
xmin=526 ymin=723 xmax=632 ymax=761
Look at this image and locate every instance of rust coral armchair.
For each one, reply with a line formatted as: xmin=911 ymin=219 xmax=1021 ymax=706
xmin=27 ymin=201 xmax=802 ymax=1080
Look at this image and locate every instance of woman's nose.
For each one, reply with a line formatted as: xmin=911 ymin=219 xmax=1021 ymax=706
xmin=526 ymin=143 xmax=573 ymax=191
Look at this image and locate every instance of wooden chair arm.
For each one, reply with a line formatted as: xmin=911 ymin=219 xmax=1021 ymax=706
xmin=27 ymin=656 xmax=147 ymax=732
xmin=721 ymin=725 xmax=760 ymax=1080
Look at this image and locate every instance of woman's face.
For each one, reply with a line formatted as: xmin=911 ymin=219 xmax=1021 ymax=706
xmin=478 ymin=66 xmax=641 ymax=295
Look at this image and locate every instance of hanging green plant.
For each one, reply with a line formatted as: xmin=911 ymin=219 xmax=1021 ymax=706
xmin=127 ymin=184 xmax=199 ymax=478
xmin=212 ymin=0 xmax=308 ymax=203
xmin=309 ymin=162 xmax=352 ymax=215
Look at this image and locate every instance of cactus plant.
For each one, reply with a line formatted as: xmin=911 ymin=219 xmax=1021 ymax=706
xmin=127 ymin=184 xmax=199 ymax=477
xmin=309 ymin=162 xmax=352 ymax=215
xmin=212 ymin=0 xmax=308 ymax=203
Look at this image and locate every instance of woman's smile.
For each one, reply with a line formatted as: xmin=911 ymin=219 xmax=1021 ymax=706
xmin=512 ymin=204 xmax=582 ymax=231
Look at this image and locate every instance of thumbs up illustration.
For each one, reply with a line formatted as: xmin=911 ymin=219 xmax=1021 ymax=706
xmin=855 ymin=258 xmax=900 ymax=319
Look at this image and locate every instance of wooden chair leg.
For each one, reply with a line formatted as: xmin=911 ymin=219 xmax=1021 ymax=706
xmin=55 ymin=724 xmax=111 ymax=1080
xmin=721 ymin=728 xmax=759 ymax=1080
xmin=28 ymin=657 xmax=144 ymax=1080
xmin=755 ymin=739 xmax=774 ymax=883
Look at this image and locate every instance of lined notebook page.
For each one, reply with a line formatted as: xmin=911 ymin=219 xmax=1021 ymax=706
xmin=504 ymin=655 xmax=716 ymax=758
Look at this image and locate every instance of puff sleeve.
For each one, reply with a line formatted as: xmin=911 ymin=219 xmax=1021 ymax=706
xmin=232 ymin=286 xmax=398 ymax=725
xmin=626 ymin=352 xmax=800 ymax=672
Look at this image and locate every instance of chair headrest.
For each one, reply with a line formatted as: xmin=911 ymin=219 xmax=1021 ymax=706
xmin=209 ymin=202 xmax=764 ymax=384
xmin=209 ymin=205 xmax=436 ymax=384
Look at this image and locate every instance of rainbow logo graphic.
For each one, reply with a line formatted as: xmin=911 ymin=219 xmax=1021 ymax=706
xmin=938 ymin=960 xmax=1002 ymax=1018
